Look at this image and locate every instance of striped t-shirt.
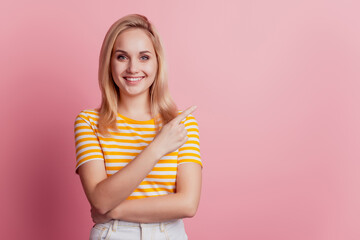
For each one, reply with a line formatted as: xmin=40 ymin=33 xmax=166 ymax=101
xmin=73 ymin=109 xmax=202 ymax=200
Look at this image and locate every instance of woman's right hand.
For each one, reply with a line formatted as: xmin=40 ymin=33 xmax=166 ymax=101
xmin=151 ymin=105 xmax=197 ymax=157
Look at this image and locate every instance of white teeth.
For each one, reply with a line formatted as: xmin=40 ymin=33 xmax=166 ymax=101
xmin=125 ymin=77 xmax=143 ymax=81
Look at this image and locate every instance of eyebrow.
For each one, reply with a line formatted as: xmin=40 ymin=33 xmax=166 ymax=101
xmin=114 ymin=50 xmax=152 ymax=54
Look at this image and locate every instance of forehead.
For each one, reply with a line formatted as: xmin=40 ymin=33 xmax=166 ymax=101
xmin=113 ymin=28 xmax=155 ymax=53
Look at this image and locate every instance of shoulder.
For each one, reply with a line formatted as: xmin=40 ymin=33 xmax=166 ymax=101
xmin=74 ymin=108 xmax=100 ymax=124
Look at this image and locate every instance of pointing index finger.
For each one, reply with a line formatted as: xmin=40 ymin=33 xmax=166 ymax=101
xmin=173 ymin=105 xmax=197 ymax=125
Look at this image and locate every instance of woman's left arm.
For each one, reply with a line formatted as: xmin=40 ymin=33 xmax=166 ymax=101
xmin=104 ymin=162 xmax=202 ymax=223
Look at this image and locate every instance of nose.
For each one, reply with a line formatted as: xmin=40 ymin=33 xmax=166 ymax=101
xmin=126 ymin=59 xmax=139 ymax=74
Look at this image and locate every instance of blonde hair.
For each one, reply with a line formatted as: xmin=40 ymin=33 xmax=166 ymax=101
xmin=96 ymin=14 xmax=178 ymax=136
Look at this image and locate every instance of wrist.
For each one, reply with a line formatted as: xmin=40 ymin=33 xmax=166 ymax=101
xmin=107 ymin=206 xmax=120 ymax=220
xmin=148 ymin=140 xmax=164 ymax=160
xmin=108 ymin=202 xmax=128 ymax=220
xmin=106 ymin=209 xmax=114 ymax=220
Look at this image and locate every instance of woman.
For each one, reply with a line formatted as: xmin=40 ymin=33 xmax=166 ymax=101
xmin=73 ymin=14 xmax=203 ymax=239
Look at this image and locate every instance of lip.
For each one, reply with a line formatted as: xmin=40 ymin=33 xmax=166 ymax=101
xmin=123 ymin=76 xmax=145 ymax=84
xmin=123 ymin=76 xmax=145 ymax=79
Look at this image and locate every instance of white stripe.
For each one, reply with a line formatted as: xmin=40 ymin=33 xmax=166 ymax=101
xmin=179 ymin=143 xmax=199 ymax=148
xmin=149 ymin=171 xmax=177 ymax=175
xmin=75 ymin=140 xmax=101 ymax=149
xmin=85 ymin=112 xmax=99 ymax=119
xmin=154 ymin=163 xmax=178 ymax=168
xmin=100 ymin=140 xmax=149 ymax=147
xmin=130 ymin=191 xmax=170 ymax=196
xmin=186 ymin=130 xmax=199 ymax=135
xmin=104 ymin=162 xmax=177 ymax=168
xmin=108 ymin=129 xmax=156 ymax=135
xmin=159 ymin=155 xmax=178 ymax=160
xmin=102 ymin=147 xmax=141 ymax=153
xmin=184 ymin=119 xmax=198 ymax=125
xmin=105 ymin=162 xmax=128 ymax=167
xmin=77 ymin=151 xmax=104 ymax=162
xmin=76 ymin=116 xmax=91 ymax=125
xmin=137 ymin=184 xmax=175 ymax=190
xmin=105 ymin=155 xmax=134 ymax=160
xmin=74 ymin=128 xmax=94 ymax=134
xmin=76 ymin=145 xmax=102 ymax=157
xmin=143 ymin=178 xmax=176 ymax=182
xmin=116 ymin=122 xmax=156 ymax=129
xmin=188 ymin=137 xmax=200 ymax=142
xmin=100 ymin=134 xmax=154 ymax=141
xmin=178 ymin=149 xmax=200 ymax=155
xmin=104 ymin=171 xmax=177 ymax=182
xmin=75 ymin=134 xmax=98 ymax=141
xmin=178 ymin=156 xmax=201 ymax=161
xmin=74 ymin=122 xmax=92 ymax=128
xmin=75 ymin=138 xmax=98 ymax=147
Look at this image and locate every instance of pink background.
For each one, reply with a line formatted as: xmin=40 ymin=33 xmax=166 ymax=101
xmin=1 ymin=0 xmax=359 ymax=239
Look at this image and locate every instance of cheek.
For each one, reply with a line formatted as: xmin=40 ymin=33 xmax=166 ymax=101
xmin=146 ymin=62 xmax=158 ymax=76
xmin=111 ymin=63 xmax=124 ymax=77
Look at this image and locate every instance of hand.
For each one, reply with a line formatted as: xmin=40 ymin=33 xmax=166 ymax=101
xmin=152 ymin=105 xmax=197 ymax=157
xmin=90 ymin=205 xmax=112 ymax=224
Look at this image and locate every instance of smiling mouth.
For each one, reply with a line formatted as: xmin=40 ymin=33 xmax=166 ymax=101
xmin=123 ymin=76 xmax=145 ymax=82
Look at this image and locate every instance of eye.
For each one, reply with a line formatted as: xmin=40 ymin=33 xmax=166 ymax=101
xmin=116 ymin=55 xmax=127 ymax=60
xmin=140 ymin=55 xmax=150 ymax=60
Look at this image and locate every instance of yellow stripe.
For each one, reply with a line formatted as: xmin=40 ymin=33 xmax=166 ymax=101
xmin=106 ymin=166 xmax=177 ymax=171
xmin=75 ymin=137 xmax=100 ymax=145
xmin=74 ymin=119 xmax=89 ymax=125
xmin=134 ymin=188 xmax=174 ymax=193
xmin=75 ymin=143 xmax=101 ymax=152
xmin=75 ymin=131 xmax=98 ymax=138
xmin=102 ymin=158 xmax=177 ymax=165
xmin=186 ymin=127 xmax=199 ymax=133
xmin=101 ymin=144 xmax=145 ymax=150
xmin=188 ymin=134 xmax=199 ymax=139
xmin=104 ymin=151 xmax=177 ymax=157
xmin=103 ymin=159 xmax=177 ymax=165
xmin=158 ymin=159 xmax=177 ymax=164
xmin=98 ymin=136 xmax=151 ymax=144
xmin=104 ymin=159 xmax=131 ymax=163
xmin=185 ymin=122 xmax=199 ymax=128
xmin=178 ymin=146 xmax=199 ymax=151
xmin=178 ymin=153 xmax=200 ymax=158
xmin=105 ymin=152 xmax=140 ymax=156
xmin=74 ymin=126 xmax=92 ymax=131
xmin=126 ymin=195 xmax=151 ymax=200
xmin=107 ymin=132 xmax=155 ymax=138
xmin=140 ymin=181 xmax=175 ymax=186
xmin=77 ymin=149 xmax=103 ymax=158
xmin=115 ymin=123 xmax=156 ymax=132
xmin=185 ymin=140 xmax=200 ymax=145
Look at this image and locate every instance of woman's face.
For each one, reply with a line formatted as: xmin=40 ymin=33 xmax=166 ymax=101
xmin=111 ymin=28 xmax=158 ymax=98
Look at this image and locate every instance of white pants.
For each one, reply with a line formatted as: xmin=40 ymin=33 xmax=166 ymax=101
xmin=89 ymin=218 xmax=188 ymax=240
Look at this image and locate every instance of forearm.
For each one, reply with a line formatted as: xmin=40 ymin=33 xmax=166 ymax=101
xmin=93 ymin=143 xmax=163 ymax=214
xmin=107 ymin=193 xmax=192 ymax=223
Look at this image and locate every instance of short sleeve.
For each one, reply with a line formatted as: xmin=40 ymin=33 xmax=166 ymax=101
xmin=177 ymin=113 xmax=203 ymax=168
xmin=73 ymin=111 xmax=105 ymax=175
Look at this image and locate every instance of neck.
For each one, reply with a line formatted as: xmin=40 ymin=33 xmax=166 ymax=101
xmin=117 ymin=91 xmax=152 ymax=116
